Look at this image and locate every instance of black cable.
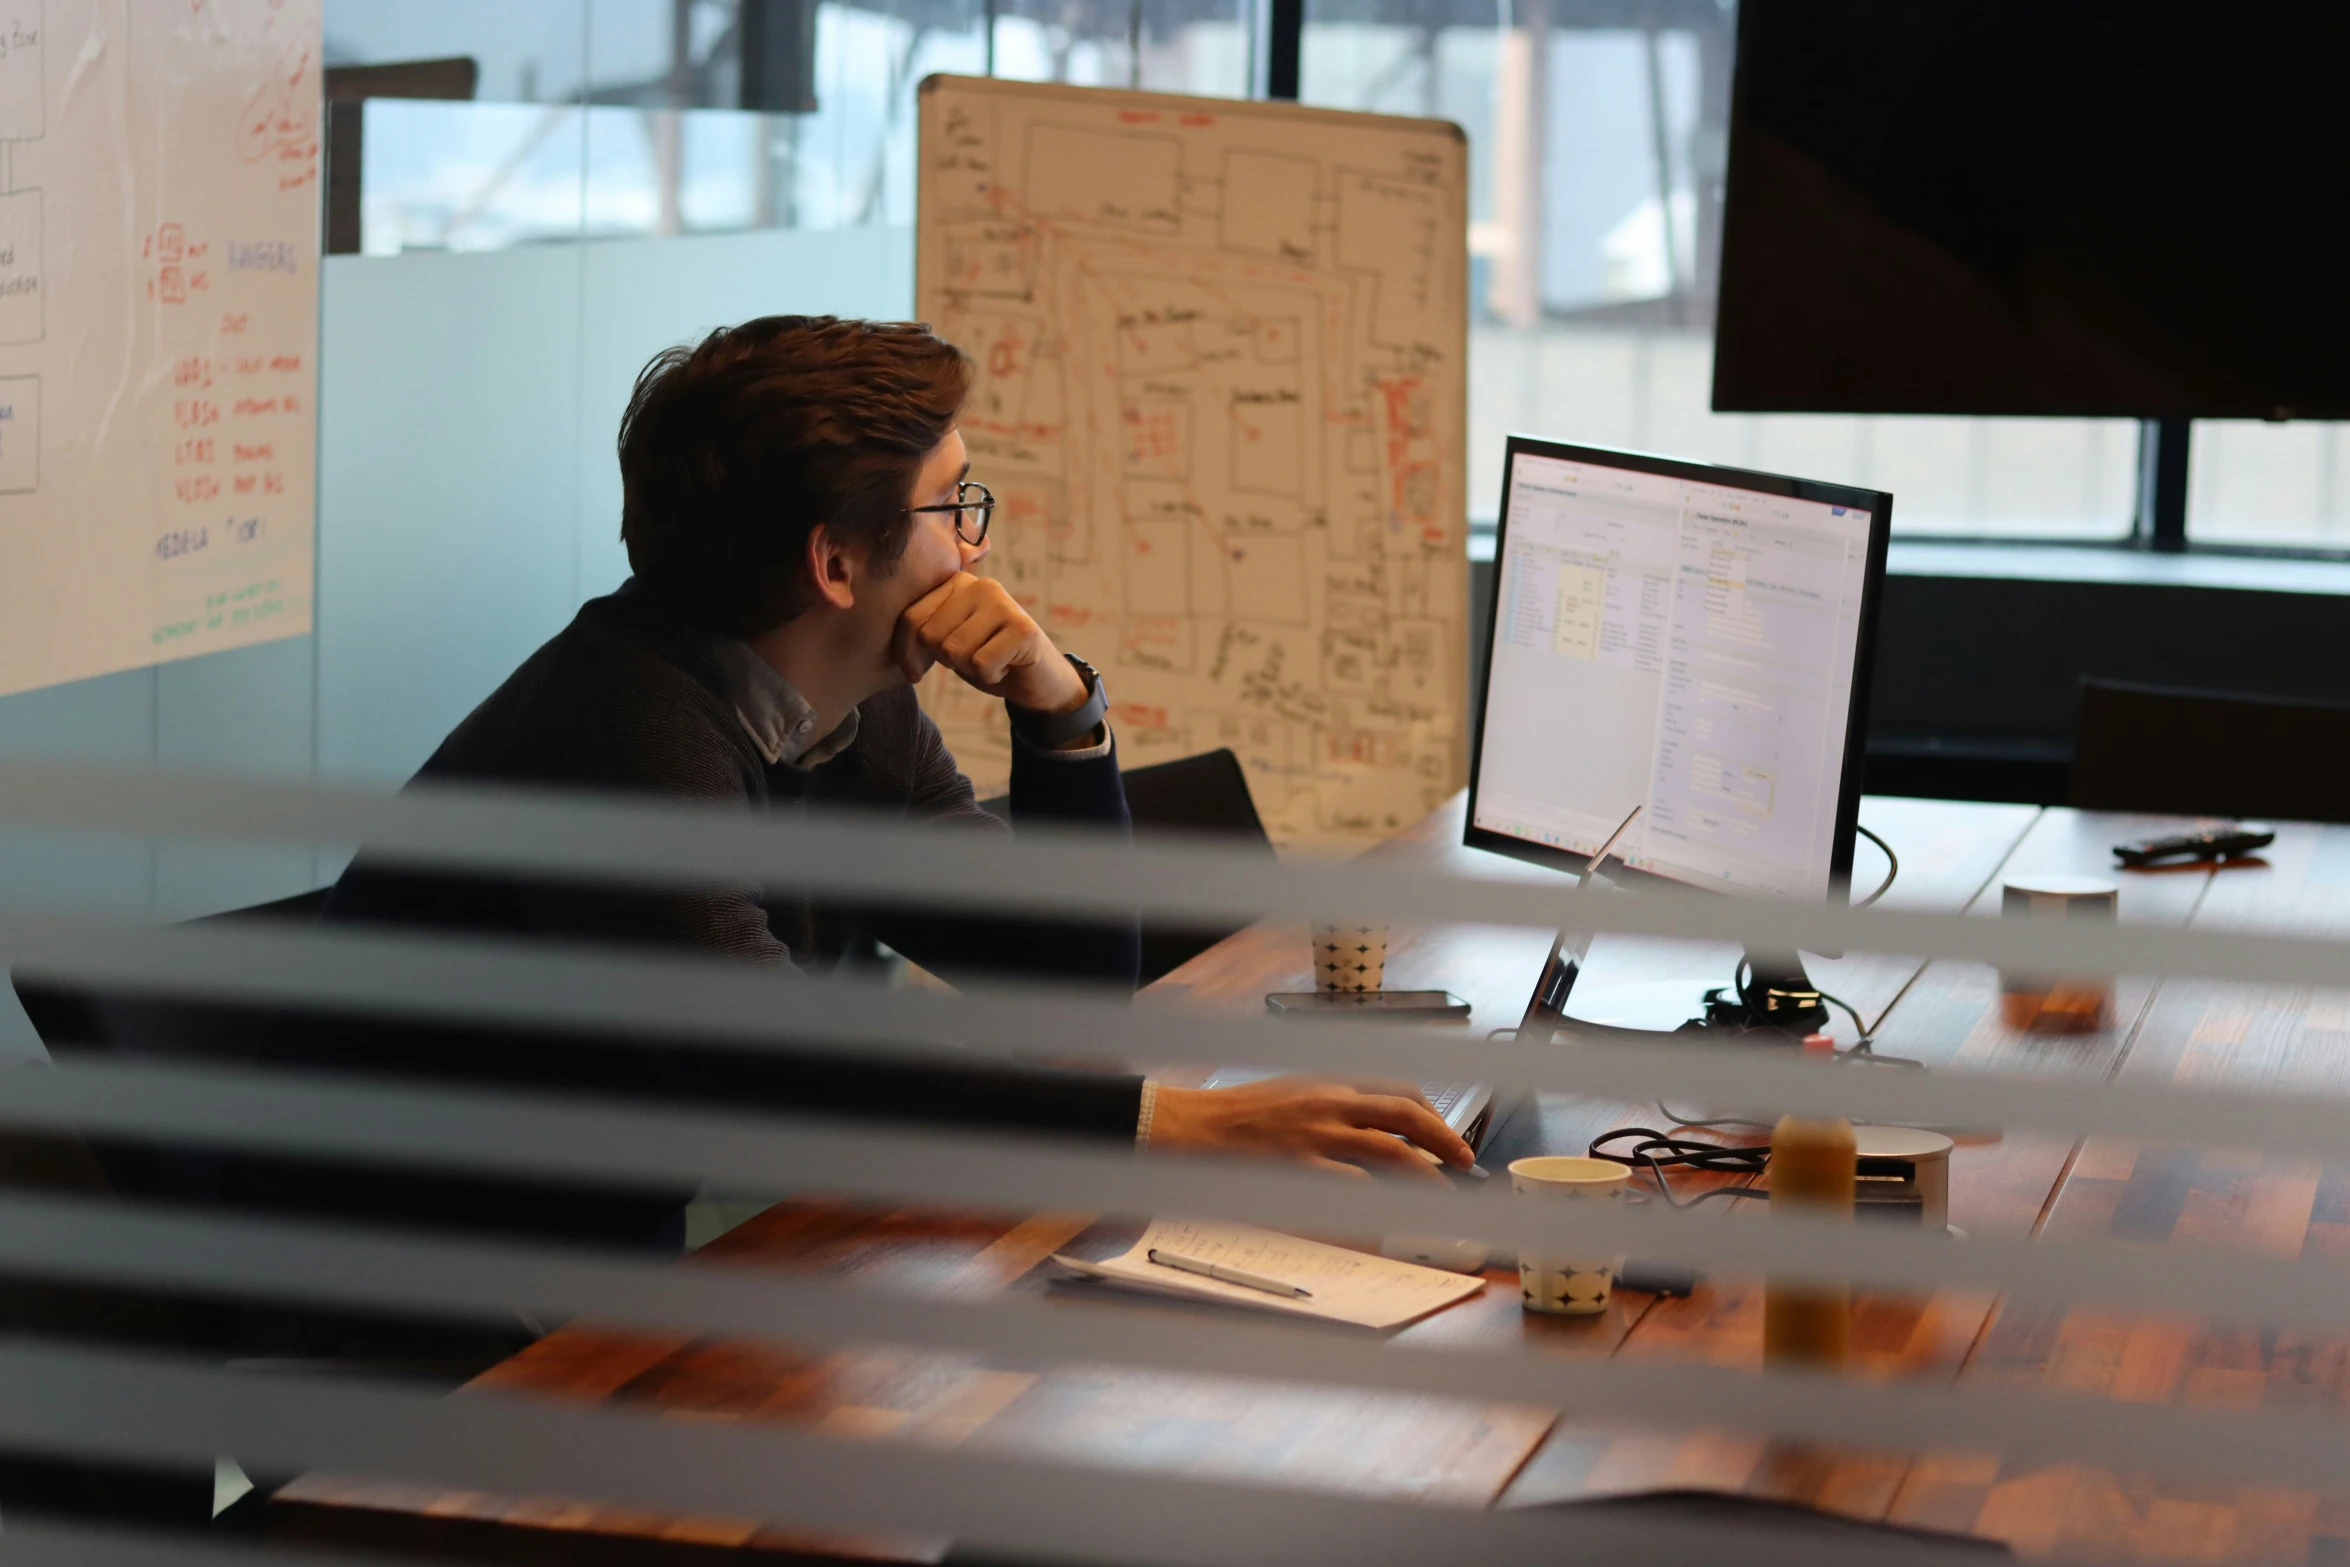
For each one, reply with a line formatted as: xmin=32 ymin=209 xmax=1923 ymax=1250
xmin=1497 ymin=824 xmax=1895 ymax=1049
xmin=1591 ymin=1127 xmax=1769 ymax=1174
xmin=1655 ymin=1017 xmax=1928 ymax=1125
xmin=1839 ymin=1043 xmax=1926 ymax=1071
xmin=1854 ymin=822 xmax=1899 ymax=908
xmin=1814 ymin=987 xmax=1868 ymax=1040
xmin=1655 ymin=1105 xmax=1774 ymax=1129
xmin=1655 ymin=1107 xmax=1776 ymax=1130
xmin=1503 ymin=824 xmax=1904 ymax=1103
xmin=1589 ymin=1127 xmax=1771 ymax=1209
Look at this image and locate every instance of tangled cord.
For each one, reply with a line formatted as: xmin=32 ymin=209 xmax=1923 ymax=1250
xmin=1588 ymin=1127 xmax=1772 ymax=1209
xmin=1501 ymin=823 xmax=1917 ymax=1135
xmin=1655 ymin=1004 xmax=1925 ymax=1127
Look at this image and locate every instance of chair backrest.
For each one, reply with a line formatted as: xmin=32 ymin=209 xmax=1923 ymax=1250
xmin=10 ymin=885 xmax=332 ymax=1207
xmin=14 ymin=885 xmax=332 ymax=1063
xmin=2071 ymin=678 xmax=2350 ymax=821
xmin=980 ymin=748 xmax=1271 ymax=840
xmin=1120 ymin=748 xmax=1272 ymax=986
xmin=1121 ymin=746 xmax=1273 ymax=847
xmin=229 ymin=887 xmax=335 ymax=922
xmin=1547 ymin=1491 xmax=2010 ymax=1563
xmin=12 ymin=883 xmax=686 ymax=1247
xmin=981 ymin=748 xmax=1274 ymax=984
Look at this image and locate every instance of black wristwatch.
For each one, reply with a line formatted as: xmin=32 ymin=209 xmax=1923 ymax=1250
xmin=1009 ymin=654 xmax=1108 ymax=749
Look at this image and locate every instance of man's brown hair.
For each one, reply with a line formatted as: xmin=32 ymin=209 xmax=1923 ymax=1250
xmin=618 ymin=316 xmax=972 ymax=637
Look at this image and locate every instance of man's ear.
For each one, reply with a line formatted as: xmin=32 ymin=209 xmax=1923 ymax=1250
xmin=803 ymin=522 xmax=860 ymax=611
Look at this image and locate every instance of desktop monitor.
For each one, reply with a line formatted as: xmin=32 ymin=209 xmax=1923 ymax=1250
xmin=1465 ymin=438 xmax=1891 ymax=909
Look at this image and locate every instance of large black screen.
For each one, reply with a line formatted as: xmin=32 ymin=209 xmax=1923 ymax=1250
xmin=1712 ymin=0 xmax=2350 ymax=419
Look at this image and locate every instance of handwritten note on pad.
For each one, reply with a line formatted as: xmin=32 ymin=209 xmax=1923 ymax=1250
xmin=1053 ymin=1220 xmax=1485 ymax=1330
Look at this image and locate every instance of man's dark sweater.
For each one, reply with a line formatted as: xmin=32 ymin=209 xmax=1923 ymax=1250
xmin=250 ymin=582 xmax=1145 ymax=1248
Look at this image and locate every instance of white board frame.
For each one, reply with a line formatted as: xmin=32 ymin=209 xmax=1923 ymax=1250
xmin=915 ymin=74 xmax=1469 ymax=849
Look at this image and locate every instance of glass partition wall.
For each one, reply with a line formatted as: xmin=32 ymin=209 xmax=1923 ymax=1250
xmin=331 ymin=0 xmax=1254 ymax=256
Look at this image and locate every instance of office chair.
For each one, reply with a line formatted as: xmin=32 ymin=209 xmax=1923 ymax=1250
xmin=1545 ymin=1491 xmax=2010 ymax=1562
xmin=12 ymin=883 xmax=543 ymax=1380
xmin=982 ymin=746 xmax=1273 ymax=986
xmin=1123 ymin=747 xmax=1276 ymax=985
xmin=14 ymin=885 xmax=332 ymax=1200
xmin=18 ymin=886 xmax=332 ymax=1230
xmin=2071 ymin=678 xmax=2350 ymax=822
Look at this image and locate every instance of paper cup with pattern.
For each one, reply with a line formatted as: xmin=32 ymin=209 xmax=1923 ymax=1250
xmin=1310 ymin=922 xmax=1389 ymax=993
xmin=1508 ymin=1155 xmax=1631 ymax=1315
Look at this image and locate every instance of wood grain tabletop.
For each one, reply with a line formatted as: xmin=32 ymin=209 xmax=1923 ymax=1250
xmin=1882 ymin=818 xmax=2350 ymax=1564
xmin=269 ymin=791 xmax=2348 ymax=1565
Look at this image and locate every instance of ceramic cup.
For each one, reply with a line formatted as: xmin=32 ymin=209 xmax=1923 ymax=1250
xmin=1997 ymin=875 xmax=2120 ymax=1033
xmin=1310 ymin=922 xmax=1390 ymax=993
xmin=1508 ymin=1155 xmax=1631 ymax=1316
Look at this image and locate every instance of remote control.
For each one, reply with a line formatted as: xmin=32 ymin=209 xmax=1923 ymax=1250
xmin=2113 ymin=824 xmax=2275 ymax=868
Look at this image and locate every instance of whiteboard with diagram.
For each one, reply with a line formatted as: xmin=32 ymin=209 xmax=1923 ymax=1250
xmin=0 ymin=0 xmax=320 ymax=698
xmin=915 ymin=74 xmax=1469 ymax=849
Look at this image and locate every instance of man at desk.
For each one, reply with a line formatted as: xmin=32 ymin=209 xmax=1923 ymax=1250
xmin=303 ymin=315 xmax=1470 ymax=1244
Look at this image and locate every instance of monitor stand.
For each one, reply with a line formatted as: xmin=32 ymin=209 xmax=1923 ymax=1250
xmin=1691 ymin=948 xmax=1832 ymax=1039
xmin=1524 ymin=937 xmax=1830 ymax=1042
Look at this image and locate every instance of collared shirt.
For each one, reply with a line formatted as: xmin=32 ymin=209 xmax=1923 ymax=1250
xmin=705 ymin=639 xmax=862 ymax=769
xmin=707 ymin=638 xmax=1112 ymax=771
xmin=705 ymin=637 xmax=1147 ymax=1140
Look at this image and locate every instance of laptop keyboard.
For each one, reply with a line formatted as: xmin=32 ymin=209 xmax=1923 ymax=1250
xmin=1422 ymin=1080 xmax=1466 ymax=1117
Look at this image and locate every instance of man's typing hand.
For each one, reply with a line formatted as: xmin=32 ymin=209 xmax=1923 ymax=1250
xmin=1147 ymin=1077 xmax=1475 ymax=1180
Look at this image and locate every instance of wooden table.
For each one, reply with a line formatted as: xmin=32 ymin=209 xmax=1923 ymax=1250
xmin=271 ymin=792 xmax=2347 ymax=1565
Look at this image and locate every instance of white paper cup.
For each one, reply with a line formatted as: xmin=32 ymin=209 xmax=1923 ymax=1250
xmin=1310 ymin=922 xmax=1389 ymax=993
xmin=1508 ymin=1155 xmax=1630 ymax=1315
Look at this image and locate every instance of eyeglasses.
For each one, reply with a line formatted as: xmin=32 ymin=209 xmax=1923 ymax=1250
xmin=906 ymin=479 xmax=995 ymax=547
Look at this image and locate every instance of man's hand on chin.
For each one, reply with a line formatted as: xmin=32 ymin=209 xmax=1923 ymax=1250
xmin=897 ymin=572 xmax=1090 ymax=715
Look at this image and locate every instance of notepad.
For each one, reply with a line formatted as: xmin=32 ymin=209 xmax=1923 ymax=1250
xmin=1052 ymin=1219 xmax=1486 ymax=1330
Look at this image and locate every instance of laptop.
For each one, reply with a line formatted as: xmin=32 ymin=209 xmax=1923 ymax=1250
xmin=1199 ymin=1063 xmax=1497 ymax=1155
xmin=1508 ymin=803 xmax=1642 ymax=1050
xmin=1204 ymin=805 xmax=1642 ymax=1159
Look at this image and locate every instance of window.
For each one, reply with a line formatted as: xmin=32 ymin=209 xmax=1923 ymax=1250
xmin=1302 ymin=0 xmax=2138 ymax=540
xmin=329 ymin=0 xmax=1252 ymax=255
xmin=2188 ymin=421 xmax=2350 ymax=550
xmin=325 ymin=0 xmax=2329 ymax=556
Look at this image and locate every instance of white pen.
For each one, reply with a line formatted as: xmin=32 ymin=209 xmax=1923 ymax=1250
xmin=1147 ymin=1248 xmax=1314 ymax=1299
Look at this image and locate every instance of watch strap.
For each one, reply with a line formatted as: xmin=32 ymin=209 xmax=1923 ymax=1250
xmin=1009 ymin=655 xmax=1109 ymax=749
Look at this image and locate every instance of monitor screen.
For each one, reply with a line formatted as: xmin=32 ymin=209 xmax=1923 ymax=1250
xmin=1711 ymin=0 xmax=2350 ymax=419
xmin=1466 ymin=439 xmax=1890 ymax=903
